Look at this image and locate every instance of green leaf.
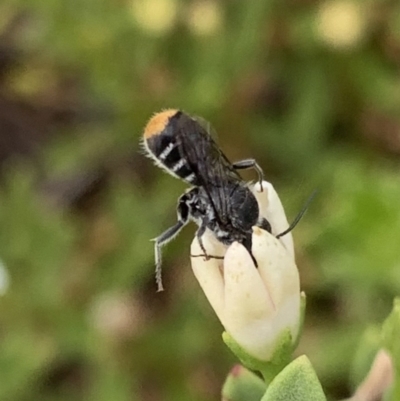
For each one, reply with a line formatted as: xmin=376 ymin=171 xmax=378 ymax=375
xmin=382 ymin=298 xmax=400 ymax=400
xmin=262 ymin=356 xmax=326 ymax=401
xmin=222 ymin=365 xmax=266 ymax=401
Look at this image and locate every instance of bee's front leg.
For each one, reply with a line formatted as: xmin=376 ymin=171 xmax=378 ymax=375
xmin=195 ymin=223 xmax=209 ymax=260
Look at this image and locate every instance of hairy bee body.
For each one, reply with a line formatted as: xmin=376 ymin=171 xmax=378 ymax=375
xmin=142 ymin=109 xmax=269 ymax=291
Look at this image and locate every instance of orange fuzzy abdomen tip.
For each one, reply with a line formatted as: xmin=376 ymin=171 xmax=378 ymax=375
xmin=143 ymin=109 xmax=178 ymax=139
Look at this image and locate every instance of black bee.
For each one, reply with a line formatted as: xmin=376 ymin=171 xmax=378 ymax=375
xmin=143 ymin=109 xmax=271 ymax=291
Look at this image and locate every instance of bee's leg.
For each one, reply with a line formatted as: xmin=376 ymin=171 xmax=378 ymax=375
xmin=190 ymin=254 xmax=224 ymax=260
xmin=242 ymin=233 xmax=258 ymax=268
xmin=191 ymin=224 xmax=226 ymax=260
xmin=195 ymin=223 xmax=209 ymax=259
xmin=153 ymin=196 xmax=190 ymax=292
xmin=232 ymin=158 xmax=264 ymax=190
xmin=153 ymin=221 xmax=186 ymax=291
xmin=257 ymin=217 xmax=272 ymax=233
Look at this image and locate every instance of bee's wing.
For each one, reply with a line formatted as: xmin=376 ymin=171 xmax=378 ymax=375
xmin=176 ymin=115 xmax=242 ymax=224
xmin=205 ymin=144 xmax=238 ymax=223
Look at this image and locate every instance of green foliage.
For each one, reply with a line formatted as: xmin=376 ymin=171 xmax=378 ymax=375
xmin=349 ymin=325 xmax=381 ymax=390
xmin=0 ymin=0 xmax=400 ymax=399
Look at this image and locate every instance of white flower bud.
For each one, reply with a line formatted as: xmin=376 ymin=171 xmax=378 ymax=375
xmin=251 ymin=181 xmax=294 ymax=260
xmin=191 ymin=181 xmax=301 ymax=361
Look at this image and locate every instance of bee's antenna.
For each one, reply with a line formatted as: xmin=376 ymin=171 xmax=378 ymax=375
xmin=276 ymin=189 xmax=318 ymax=239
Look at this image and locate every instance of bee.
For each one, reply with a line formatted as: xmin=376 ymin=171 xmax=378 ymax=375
xmin=143 ymin=109 xmax=271 ymax=291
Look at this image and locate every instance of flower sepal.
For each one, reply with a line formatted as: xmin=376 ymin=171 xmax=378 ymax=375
xmin=223 ymin=328 xmax=293 ymax=383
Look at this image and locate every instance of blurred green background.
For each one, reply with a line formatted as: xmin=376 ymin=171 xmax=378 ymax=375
xmin=0 ymin=0 xmax=399 ymax=400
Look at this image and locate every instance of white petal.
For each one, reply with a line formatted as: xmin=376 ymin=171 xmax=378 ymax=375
xmin=252 ymin=227 xmax=299 ymax=307
xmin=190 ymin=230 xmax=226 ymax=322
xmin=223 ymin=241 xmax=275 ymax=326
xmin=252 ymin=181 xmax=294 ymax=259
xmin=252 ymin=227 xmax=301 ymax=341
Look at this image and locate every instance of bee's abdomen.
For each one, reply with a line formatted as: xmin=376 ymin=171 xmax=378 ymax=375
xmin=229 ymin=185 xmax=259 ymax=231
xmin=143 ymin=109 xmax=199 ymax=185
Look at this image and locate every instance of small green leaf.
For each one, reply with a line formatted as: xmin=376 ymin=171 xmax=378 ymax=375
xmin=222 ymin=365 xmax=266 ymax=401
xmin=262 ymin=356 xmax=326 ymax=401
xmin=382 ymin=298 xmax=400 ymax=400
